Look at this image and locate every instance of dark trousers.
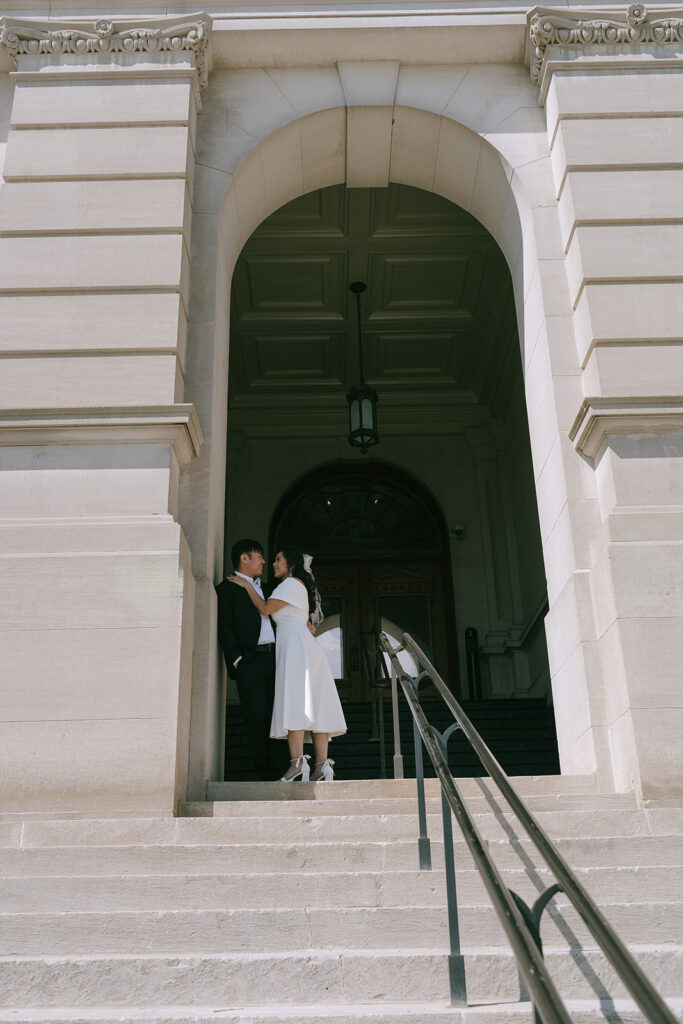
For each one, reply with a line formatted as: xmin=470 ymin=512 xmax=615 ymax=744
xmin=235 ymin=649 xmax=280 ymax=780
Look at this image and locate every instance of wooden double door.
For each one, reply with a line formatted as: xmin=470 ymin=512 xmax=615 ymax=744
xmin=313 ymin=560 xmax=453 ymax=701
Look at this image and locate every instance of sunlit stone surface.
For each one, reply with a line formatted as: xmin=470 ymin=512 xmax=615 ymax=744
xmin=0 ymin=1 xmax=681 ymax=822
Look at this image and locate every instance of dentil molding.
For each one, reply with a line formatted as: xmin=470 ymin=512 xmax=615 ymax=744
xmin=0 ymin=14 xmax=211 ymax=88
xmin=528 ymin=3 xmax=683 ymax=93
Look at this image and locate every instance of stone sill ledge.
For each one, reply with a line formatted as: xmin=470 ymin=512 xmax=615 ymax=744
xmin=0 ymin=403 xmax=204 ymax=464
xmin=570 ymin=396 xmax=683 ymax=462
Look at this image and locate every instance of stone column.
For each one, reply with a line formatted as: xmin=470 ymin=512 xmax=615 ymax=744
xmin=529 ymin=4 xmax=683 ymax=802
xmin=0 ymin=16 xmax=208 ymax=815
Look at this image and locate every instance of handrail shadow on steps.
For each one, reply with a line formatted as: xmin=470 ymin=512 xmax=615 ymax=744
xmin=377 ymin=630 xmax=676 ymax=1024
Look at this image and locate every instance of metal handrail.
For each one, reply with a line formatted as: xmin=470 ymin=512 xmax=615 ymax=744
xmin=378 ymin=631 xmax=676 ymax=1024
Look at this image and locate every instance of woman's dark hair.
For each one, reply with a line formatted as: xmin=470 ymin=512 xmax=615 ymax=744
xmin=280 ymin=544 xmax=317 ymax=617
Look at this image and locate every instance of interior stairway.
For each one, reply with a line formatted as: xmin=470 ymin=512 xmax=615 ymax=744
xmin=225 ymin=698 xmax=561 ymax=781
xmin=1 ymin=776 xmax=681 ymax=1023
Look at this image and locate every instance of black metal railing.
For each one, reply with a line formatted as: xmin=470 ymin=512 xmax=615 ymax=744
xmin=378 ymin=630 xmax=676 ymax=1024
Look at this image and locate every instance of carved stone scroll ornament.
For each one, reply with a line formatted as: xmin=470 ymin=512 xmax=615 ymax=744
xmin=0 ymin=16 xmax=210 ymax=88
xmin=529 ymin=3 xmax=683 ymax=82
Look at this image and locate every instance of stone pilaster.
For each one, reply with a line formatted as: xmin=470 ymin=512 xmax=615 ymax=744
xmin=0 ymin=16 xmax=209 ymax=815
xmin=528 ymin=4 xmax=683 ymax=801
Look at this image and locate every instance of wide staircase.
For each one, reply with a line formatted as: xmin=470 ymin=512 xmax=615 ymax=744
xmin=1 ymin=775 xmax=681 ymax=1022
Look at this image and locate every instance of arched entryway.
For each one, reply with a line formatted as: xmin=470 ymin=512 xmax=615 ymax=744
xmin=223 ymin=181 xmax=551 ymax=727
xmin=270 ymin=461 xmax=457 ymax=701
xmin=183 ymin=100 xmax=594 ymax=797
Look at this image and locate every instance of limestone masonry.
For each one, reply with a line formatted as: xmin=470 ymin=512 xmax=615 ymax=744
xmin=0 ymin=0 xmax=681 ymax=817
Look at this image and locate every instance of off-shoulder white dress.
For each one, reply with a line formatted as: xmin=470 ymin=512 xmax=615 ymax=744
xmin=269 ymin=576 xmax=347 ymax=739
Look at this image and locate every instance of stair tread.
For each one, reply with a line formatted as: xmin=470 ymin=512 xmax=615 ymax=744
xmin=1 ymin=997 xmax=682 ymax=1023
xmin=3 ymin=912 xmax=682 ymax=1008
xmin=4 ymin=944 xmax=682 ymax=960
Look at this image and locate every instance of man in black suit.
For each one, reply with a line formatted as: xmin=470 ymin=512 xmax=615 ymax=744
xmin=216 ymin=539 xmax=279 ymax=780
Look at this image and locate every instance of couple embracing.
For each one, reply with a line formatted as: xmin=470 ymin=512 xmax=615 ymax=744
xmin=216 ymin=540 xmax=347 ymax=783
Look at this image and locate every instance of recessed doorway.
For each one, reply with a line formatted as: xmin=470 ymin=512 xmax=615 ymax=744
xmin=224 ymin=182 xmax=550 ymax=718
xmin=270 ymin=461 xmax=456 ymax=702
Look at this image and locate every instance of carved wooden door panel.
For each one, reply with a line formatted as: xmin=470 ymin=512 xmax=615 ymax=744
xmin=315 ymin=560 xmax=450 ymax=701
xmin=314 ymin=563 xmax=370 ymax=702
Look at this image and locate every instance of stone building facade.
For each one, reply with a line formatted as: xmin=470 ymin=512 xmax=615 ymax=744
xmin=0 ymin=1 xmax=681 ymax=817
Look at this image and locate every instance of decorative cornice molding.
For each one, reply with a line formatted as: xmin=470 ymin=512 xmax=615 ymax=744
xmin=528 ymin=3 xmax=683 ymax=84
xmin=0 ymin=14 xmax=211 ymax=89
xmin=569 ymin=395 xmax=683 ymax=461
xmin=0 ymin=404 xmax=204 ymax=466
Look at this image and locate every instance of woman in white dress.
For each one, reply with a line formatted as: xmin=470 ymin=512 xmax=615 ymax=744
xmin=228 ymin=545 xmax=347 ymax=782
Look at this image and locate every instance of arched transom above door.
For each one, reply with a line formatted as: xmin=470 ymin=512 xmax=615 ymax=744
xmin=273 ymin=463 xmax=444 ymax=558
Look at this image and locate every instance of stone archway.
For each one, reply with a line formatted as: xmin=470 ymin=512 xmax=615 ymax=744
xmin=181 ymin=99 xmax=599 ymax=800
xmin=0 ymin=10 xmax=677 ymax=813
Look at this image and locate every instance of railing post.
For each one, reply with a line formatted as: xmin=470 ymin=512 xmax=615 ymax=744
xmin=369 ymin=693 xmax=379 ymax=741
xmin=434 ymin=728 xmax=467 ymax=1005
xmin=377 ymin=687 xmax=386 ymax=779
xmin=390 ymin=661 xmax=404 ymax=779
xmin=465 ymin=627 xmax=481 ymax=700
xmin=413 ymin=714 xmax=432 ymax=870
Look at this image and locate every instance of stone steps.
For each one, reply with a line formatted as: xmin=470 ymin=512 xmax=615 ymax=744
xmin=2 ymin=779 xmax=681 ymax=1020
xmin=2 ymin=999 xmax=682 ymax=1024
xmin=183 ymin=793 xmax=637 ymax=818
xmin=224 ymin=700 xmax=562 ymax=781
xmin=2 ymin=948 xmax=682 ymax=1008
xmin=3 ymin=833 xmax=681 ymax=875
xmin=207 ymin=775 xmax=600 ymax=802
xmin=3 ymin=808 xmax=679 ymax=848
xmin=0 ymin=776 xmax=602 ymax=826
xmin=3 ymin=901 xmax=680 ymax=955
xmin=2 ymin=865 xmax=677 ymax=912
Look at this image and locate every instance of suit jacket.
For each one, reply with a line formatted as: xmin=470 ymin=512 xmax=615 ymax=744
xmin=216 ymin=577 xmax=274 ymax=679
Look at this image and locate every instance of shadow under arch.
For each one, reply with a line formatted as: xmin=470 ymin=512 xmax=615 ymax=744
xmin=211 ymin=103 xmax=532 ymax=551
xmin=210 ymin=105 xmax=532 ymax=591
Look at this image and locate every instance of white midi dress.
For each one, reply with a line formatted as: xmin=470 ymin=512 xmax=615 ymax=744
xmin=269 ymin=576 xmax=347 ymax=739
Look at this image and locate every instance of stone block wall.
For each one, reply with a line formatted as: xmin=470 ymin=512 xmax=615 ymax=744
xmin=533 ymin=9 xmax=683 ymax=802
xmin=0 ymin=5 xmax=681 ymax=813
xmin=0 ymin=20 xmax=206 ymax=814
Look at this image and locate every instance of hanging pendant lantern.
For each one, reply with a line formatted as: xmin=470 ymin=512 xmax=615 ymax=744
xmin=346 ymin=281 xmax=379 ymax=454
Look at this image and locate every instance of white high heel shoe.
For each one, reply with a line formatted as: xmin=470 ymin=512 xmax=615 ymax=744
xmin=311 ymin=758 xmax=335 ymax=782
xmin=280 ymin=754 xmax=310 ymax=783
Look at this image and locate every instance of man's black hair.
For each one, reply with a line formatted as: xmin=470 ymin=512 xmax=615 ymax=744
xmin=231 ymin=538 xmax=264 ymax=570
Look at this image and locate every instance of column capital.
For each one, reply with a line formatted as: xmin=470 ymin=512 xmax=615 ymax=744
xmin=0 ymin=14 xmax=211 ymax=88
xmin=527 ymin=3 xmax=683 ymax=98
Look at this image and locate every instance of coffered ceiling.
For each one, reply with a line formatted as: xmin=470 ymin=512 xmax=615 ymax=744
xmin=228 ymin=184 xmax=519 ymax=420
